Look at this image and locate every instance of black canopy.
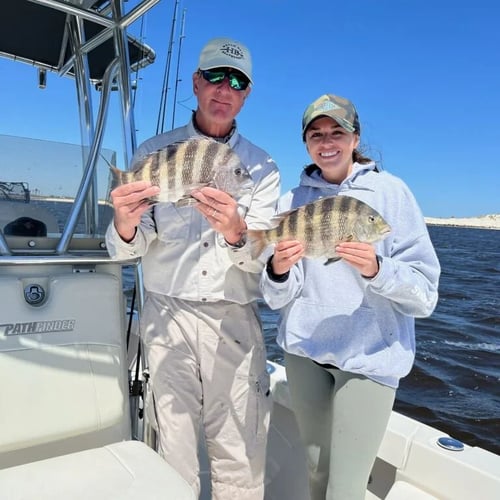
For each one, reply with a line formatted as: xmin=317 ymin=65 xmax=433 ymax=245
xmin=0 ymin=0 xmax=155 ymax=82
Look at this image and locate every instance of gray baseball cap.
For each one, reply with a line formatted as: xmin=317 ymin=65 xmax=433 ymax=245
xmin=198 ymin=37 xmax=253 ymax=83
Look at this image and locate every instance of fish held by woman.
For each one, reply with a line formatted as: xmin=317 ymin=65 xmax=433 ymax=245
xmin=248 ymin=195 xmax=391 ymax=265
xmin=109 ymin=137 xmax=253 ymax=205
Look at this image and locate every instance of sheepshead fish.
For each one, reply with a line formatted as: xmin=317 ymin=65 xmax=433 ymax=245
xmin=248 ymin=195 xmax=391 ymax=264
xmin=110 ymin=137 xmax=253 ymax=204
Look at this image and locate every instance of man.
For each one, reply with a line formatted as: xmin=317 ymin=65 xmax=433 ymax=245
xmin=106 ymin=37 xmax=280 ymax=499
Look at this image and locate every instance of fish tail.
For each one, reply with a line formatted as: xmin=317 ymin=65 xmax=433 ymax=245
xmin=109 ymin=165 xmax=125 ymax=191
xmin=246 ymin=230 xmax=268 ymax=259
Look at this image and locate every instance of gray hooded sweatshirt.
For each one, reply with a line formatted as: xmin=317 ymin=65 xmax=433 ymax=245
xmin=260 ymin=161 xmax=440 ymax=388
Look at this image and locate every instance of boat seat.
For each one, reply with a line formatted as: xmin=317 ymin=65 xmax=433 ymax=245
xmin=385 ymin=480 xmax=439 ymax=499
xmin=0 ymin=200 xmax=59 ymax=235
xmin=0 ymin=271 xmax=131 ymax=467
xmin=0 ymin=440 xmax=195 ymax=500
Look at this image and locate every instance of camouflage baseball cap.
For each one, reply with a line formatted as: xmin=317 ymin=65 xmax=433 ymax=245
xmin=302 ymin=94 xmax=360 ymax=139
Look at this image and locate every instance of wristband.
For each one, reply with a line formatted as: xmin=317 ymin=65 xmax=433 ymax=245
xmin=225 ymin=233 xmax=247 ymax=249
xmin=266 ymin=255 xmax=289 ymax=283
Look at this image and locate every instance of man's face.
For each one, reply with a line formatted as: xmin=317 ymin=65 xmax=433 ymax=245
xmin=193 ymin=67 xmax=251 ymax=134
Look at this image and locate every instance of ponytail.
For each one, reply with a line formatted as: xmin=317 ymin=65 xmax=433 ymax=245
xmin=352 ymin=149 xmax=372 ymax=164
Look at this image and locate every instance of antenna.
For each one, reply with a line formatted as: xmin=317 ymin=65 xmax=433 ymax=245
xmin=155 ymin=0 xmax=179 ymax=135
xmin=171 ymin=8 xmax=187 ymax=130
xmin=38 ymin=68 xmax=47 ymax=89
xmin=132 ymin=14 xmax=146 ymax=109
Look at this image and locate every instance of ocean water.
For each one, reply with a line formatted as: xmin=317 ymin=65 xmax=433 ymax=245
xmin=259 ymin=225 xmax=500 ymax=456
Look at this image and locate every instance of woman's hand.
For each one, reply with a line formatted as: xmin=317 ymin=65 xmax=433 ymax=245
xmin=335 ymin=241 xmax=379 ymax=278
xmin=271 ymin=240 xmax=305 ymax=275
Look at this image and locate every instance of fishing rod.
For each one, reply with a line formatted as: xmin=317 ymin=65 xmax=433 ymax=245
xmin=155 ymin=0 xmax=179 ymax=135
xmin=171 ymin=7 xmax=186 ymax=130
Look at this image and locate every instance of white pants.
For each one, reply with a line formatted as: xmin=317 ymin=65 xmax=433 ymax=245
xmin=142 ymin=293 xmax=271 ymax=499
xmin=285 ymin=352 xmax=396 ymax=500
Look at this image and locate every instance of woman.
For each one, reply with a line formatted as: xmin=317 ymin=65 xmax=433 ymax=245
xmin=260 ymin=94 xmax=440 ymax=500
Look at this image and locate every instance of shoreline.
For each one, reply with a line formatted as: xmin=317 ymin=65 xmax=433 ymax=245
xmin=424 ymin=214 xmax=500 ymax=230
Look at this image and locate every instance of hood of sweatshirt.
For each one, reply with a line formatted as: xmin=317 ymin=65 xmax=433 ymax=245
xmin=299 ymin=161 xmax=379 ymax=192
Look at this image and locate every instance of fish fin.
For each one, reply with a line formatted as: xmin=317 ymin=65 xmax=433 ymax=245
xmin=102 ymin=152 xmax=126 ymax=191
xmin=268 ymin=211 xmax=292 ymax=229
xmin=268 ymin=205 xmax=309 ymax=228
xmin=100 ymin=153 xmax=114 ymax=169
xmin=157 ymin=137 xmax=218 ymax=165
xmin=173 ymin=182 xmax=211 ymax=207
xmin=145 ymin=197 xmax=158 ymax=206
xmin=324 ymin=256 xmax=341 ymax=265
xmin=246 ymin=230 xmax=269 ymax=259
xmin=174 ymin=195 xmax=198 ymax=208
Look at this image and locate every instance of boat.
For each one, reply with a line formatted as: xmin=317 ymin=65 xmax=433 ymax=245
xmin=0 ymin=1 xmax=499 ymax=499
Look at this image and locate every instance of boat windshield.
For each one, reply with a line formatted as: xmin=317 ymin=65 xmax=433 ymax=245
xmin=0 ymin=1 xmax=158 ymax=257
xmin=0 ymin=134 xmax=115 ymax=239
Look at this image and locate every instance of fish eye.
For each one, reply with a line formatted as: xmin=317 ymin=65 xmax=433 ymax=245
xmin=368 ymin=215 xmax=375 ymax=222
xmin=234 ymin=167 xmax=242 ymax=176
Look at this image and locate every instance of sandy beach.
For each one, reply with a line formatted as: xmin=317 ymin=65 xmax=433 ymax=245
xmin=425 ymin=214 xmax=500 ymax=230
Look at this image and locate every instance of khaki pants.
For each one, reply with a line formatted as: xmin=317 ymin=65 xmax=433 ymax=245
xmin=142 ymin=293 xmax=271 ymax=499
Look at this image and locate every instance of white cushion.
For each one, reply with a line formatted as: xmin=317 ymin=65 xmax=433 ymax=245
xmin=0 ymin=440 xmax=195 ymax=500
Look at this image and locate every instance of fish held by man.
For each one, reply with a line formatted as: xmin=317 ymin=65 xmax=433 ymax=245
xmin=248 ymin=195 xmax=391 ymax=264
xmin=109 ymin=137 xmax=253 ymax=205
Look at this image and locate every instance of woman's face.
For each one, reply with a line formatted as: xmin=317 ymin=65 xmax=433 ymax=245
xmin=304 ymin=116 xmax=360 ymax=184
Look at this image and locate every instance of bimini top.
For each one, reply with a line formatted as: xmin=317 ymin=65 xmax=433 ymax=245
xmin=0 ymin=0 xmax=155 ymax=82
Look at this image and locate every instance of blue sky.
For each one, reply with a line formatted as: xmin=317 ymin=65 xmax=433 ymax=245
xmin=1 ymin=0 xmax=499 ymax=217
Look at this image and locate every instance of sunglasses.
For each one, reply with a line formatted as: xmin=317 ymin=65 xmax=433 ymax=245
xmin=200 ymin=68 xmax=250 ymax=91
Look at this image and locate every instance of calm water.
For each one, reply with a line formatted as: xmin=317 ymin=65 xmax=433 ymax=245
xmin=259 ymin=225 xmax=500 ymax=456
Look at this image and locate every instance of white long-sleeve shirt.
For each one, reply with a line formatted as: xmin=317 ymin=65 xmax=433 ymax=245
xmin=106 ymin=120 xmax=280 ymax=304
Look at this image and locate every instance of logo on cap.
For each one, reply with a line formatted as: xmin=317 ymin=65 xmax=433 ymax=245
xmin=220 ymin=43 xmax=245 ymax=60
xmin=316 ymin=101 xmax=341 ymax=113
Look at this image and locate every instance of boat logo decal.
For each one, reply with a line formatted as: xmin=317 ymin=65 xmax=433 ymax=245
xmin=0 ymin=319 xmax=76 ymax=336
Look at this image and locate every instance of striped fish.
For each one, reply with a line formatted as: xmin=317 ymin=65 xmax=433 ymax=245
xmin=248 ymin=195 xmax=391 ymax=264
xmin=110 ymin=137 xmax=253 ymax=204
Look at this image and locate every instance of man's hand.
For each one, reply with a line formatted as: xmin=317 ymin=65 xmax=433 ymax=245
xmin=192 ymin=186 xmax=246 ymax=244
xmin=110 ymin=181 xmax=160 ymax=242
